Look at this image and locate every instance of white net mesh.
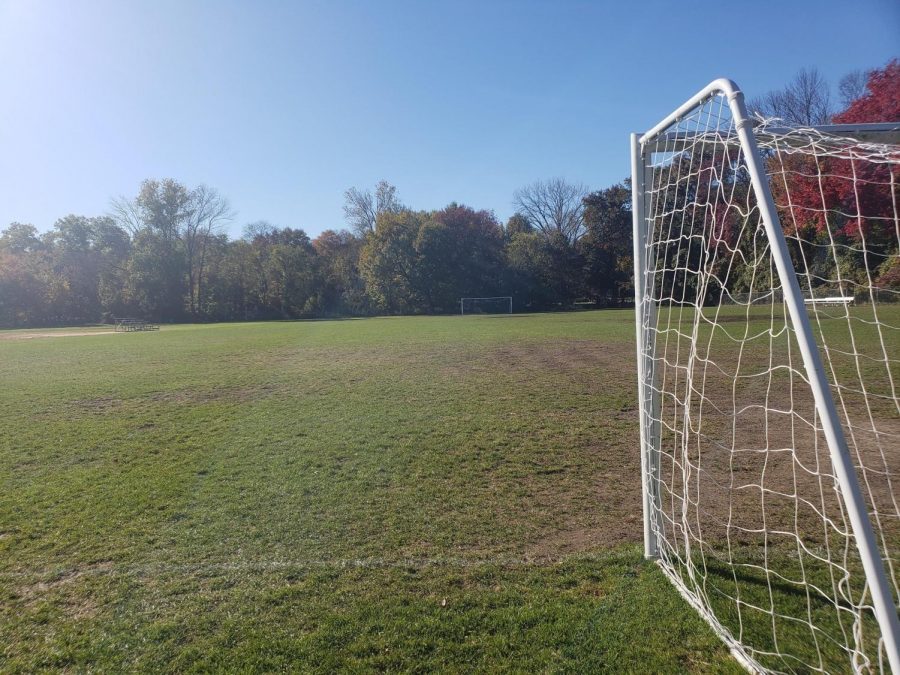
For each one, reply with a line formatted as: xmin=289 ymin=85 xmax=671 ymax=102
xmin=636 ymin=93 xmax=899 ymax=673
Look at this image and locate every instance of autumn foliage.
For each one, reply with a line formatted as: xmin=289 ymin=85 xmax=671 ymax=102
xmin=768 ymin=61 xmax=900 ymax=287
xmin=833 ymin=60 xmax=900 ymax=125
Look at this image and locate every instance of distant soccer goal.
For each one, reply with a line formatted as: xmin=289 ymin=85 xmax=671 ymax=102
xmin=632 ymin=79 xmax=899 ymax=673
xmin=459 ymin=296 xmax=512 ymax=315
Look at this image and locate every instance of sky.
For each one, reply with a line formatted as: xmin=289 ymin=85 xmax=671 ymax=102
xmin=0 ymin=0 xmax=897 ymax=240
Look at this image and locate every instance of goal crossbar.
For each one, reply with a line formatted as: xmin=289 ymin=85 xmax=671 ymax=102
xmin=632 ymin=78 xmax=900 ymax=673
xmin=643 ymin=122 xmax=900 ymax=152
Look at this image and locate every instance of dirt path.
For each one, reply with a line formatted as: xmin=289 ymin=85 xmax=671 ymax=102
xmin=0 ymin=330 xmax=119 ymax=341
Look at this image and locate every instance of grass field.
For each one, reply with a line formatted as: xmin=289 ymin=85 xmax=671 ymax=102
xmin=0 ymin=312 xmax=742 ymax=672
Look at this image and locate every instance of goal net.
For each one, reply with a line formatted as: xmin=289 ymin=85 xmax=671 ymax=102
xmin=460 ymin=296 xmax=512 ymax=315
xmin=632 ymin=80 xmax=899 ymax=673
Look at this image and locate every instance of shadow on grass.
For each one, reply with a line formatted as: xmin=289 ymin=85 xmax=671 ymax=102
xmin=701 ymin=555 xmax=857 ymax=614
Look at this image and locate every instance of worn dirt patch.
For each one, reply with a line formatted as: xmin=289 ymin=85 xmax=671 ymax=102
xmin=522 ymin=445 xmax=643 ymax=557
xmin=15 ymin=561 xmax=114 ymax=619
xmin=475 ymin=340 xmax=643 ymax=555
xmin=72 ymin=383 xmax=281 ymax=413
xmin=442 ymin=339 xmax=634 ymax=384
xmin=73 ymin=396 xmax=125 ymax=412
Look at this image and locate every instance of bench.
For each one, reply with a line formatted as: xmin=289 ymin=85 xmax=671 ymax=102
xmin=803 ymin=296 xmax=855 ymax=307
xmin=114 ymin=318 xmax=160 ymax=332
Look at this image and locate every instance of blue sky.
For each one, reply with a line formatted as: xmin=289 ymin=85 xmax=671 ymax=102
xmin=0 ymin=0 xmax=897 ymax=239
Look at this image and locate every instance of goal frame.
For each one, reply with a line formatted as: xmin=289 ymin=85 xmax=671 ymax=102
xmin=459 ymin=296 xmax=513 ymax=315
xmin=631 ymin=78 xmax=900 ymax=672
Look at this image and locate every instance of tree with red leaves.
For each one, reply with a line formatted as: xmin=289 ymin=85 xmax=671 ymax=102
xmin=768 ymin=60 xmax=900 ymax=288
xmin=833 ymin=60 xmax=900 ymax=124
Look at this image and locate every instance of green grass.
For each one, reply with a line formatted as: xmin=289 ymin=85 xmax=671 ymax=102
xmin=0 ymin=312 xmax=743 ymax=672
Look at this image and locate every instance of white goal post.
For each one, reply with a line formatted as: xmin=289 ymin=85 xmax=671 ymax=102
xmin=632 ymin=79 xmax=899 ymax=673
xmin=459 ymin=296 xmax=513 ymax=315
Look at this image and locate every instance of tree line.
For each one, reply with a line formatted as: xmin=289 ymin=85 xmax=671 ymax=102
xmin=1 ymin=61 xmax=895 ymax=328
xmin=0 ymin=175 xmax=634 ymax=327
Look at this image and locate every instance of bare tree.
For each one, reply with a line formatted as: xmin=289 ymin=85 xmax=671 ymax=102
xmin=111 ymin=179 xmax=232 ymax=315
xmin=343 ymin=180 xmax=403 ymax=236
xmin=110 ymin=178 xmax=193 ymax=240
xmin=748 ymin=67 xmax=832 ymax=126
xmin=343 ymin=187 xmax=376 ymax=236
xmin=512 ymin=178 xmax=588 ymax=244
xmin=109 ymin=195 xmax=144 ymax=237
xmin=183 ymin=185 xmax=233 ymax=315
xmin=242 ymin=220 xmax=277 ymax=241
xmin=838 ymin=69 xmax=868 ymax=109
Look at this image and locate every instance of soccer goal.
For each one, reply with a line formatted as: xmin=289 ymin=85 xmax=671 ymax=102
xmin=460 ymin=296 xmax=513 ymax=315
xmin=632 ymin=79 xmax=899 ymax=673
